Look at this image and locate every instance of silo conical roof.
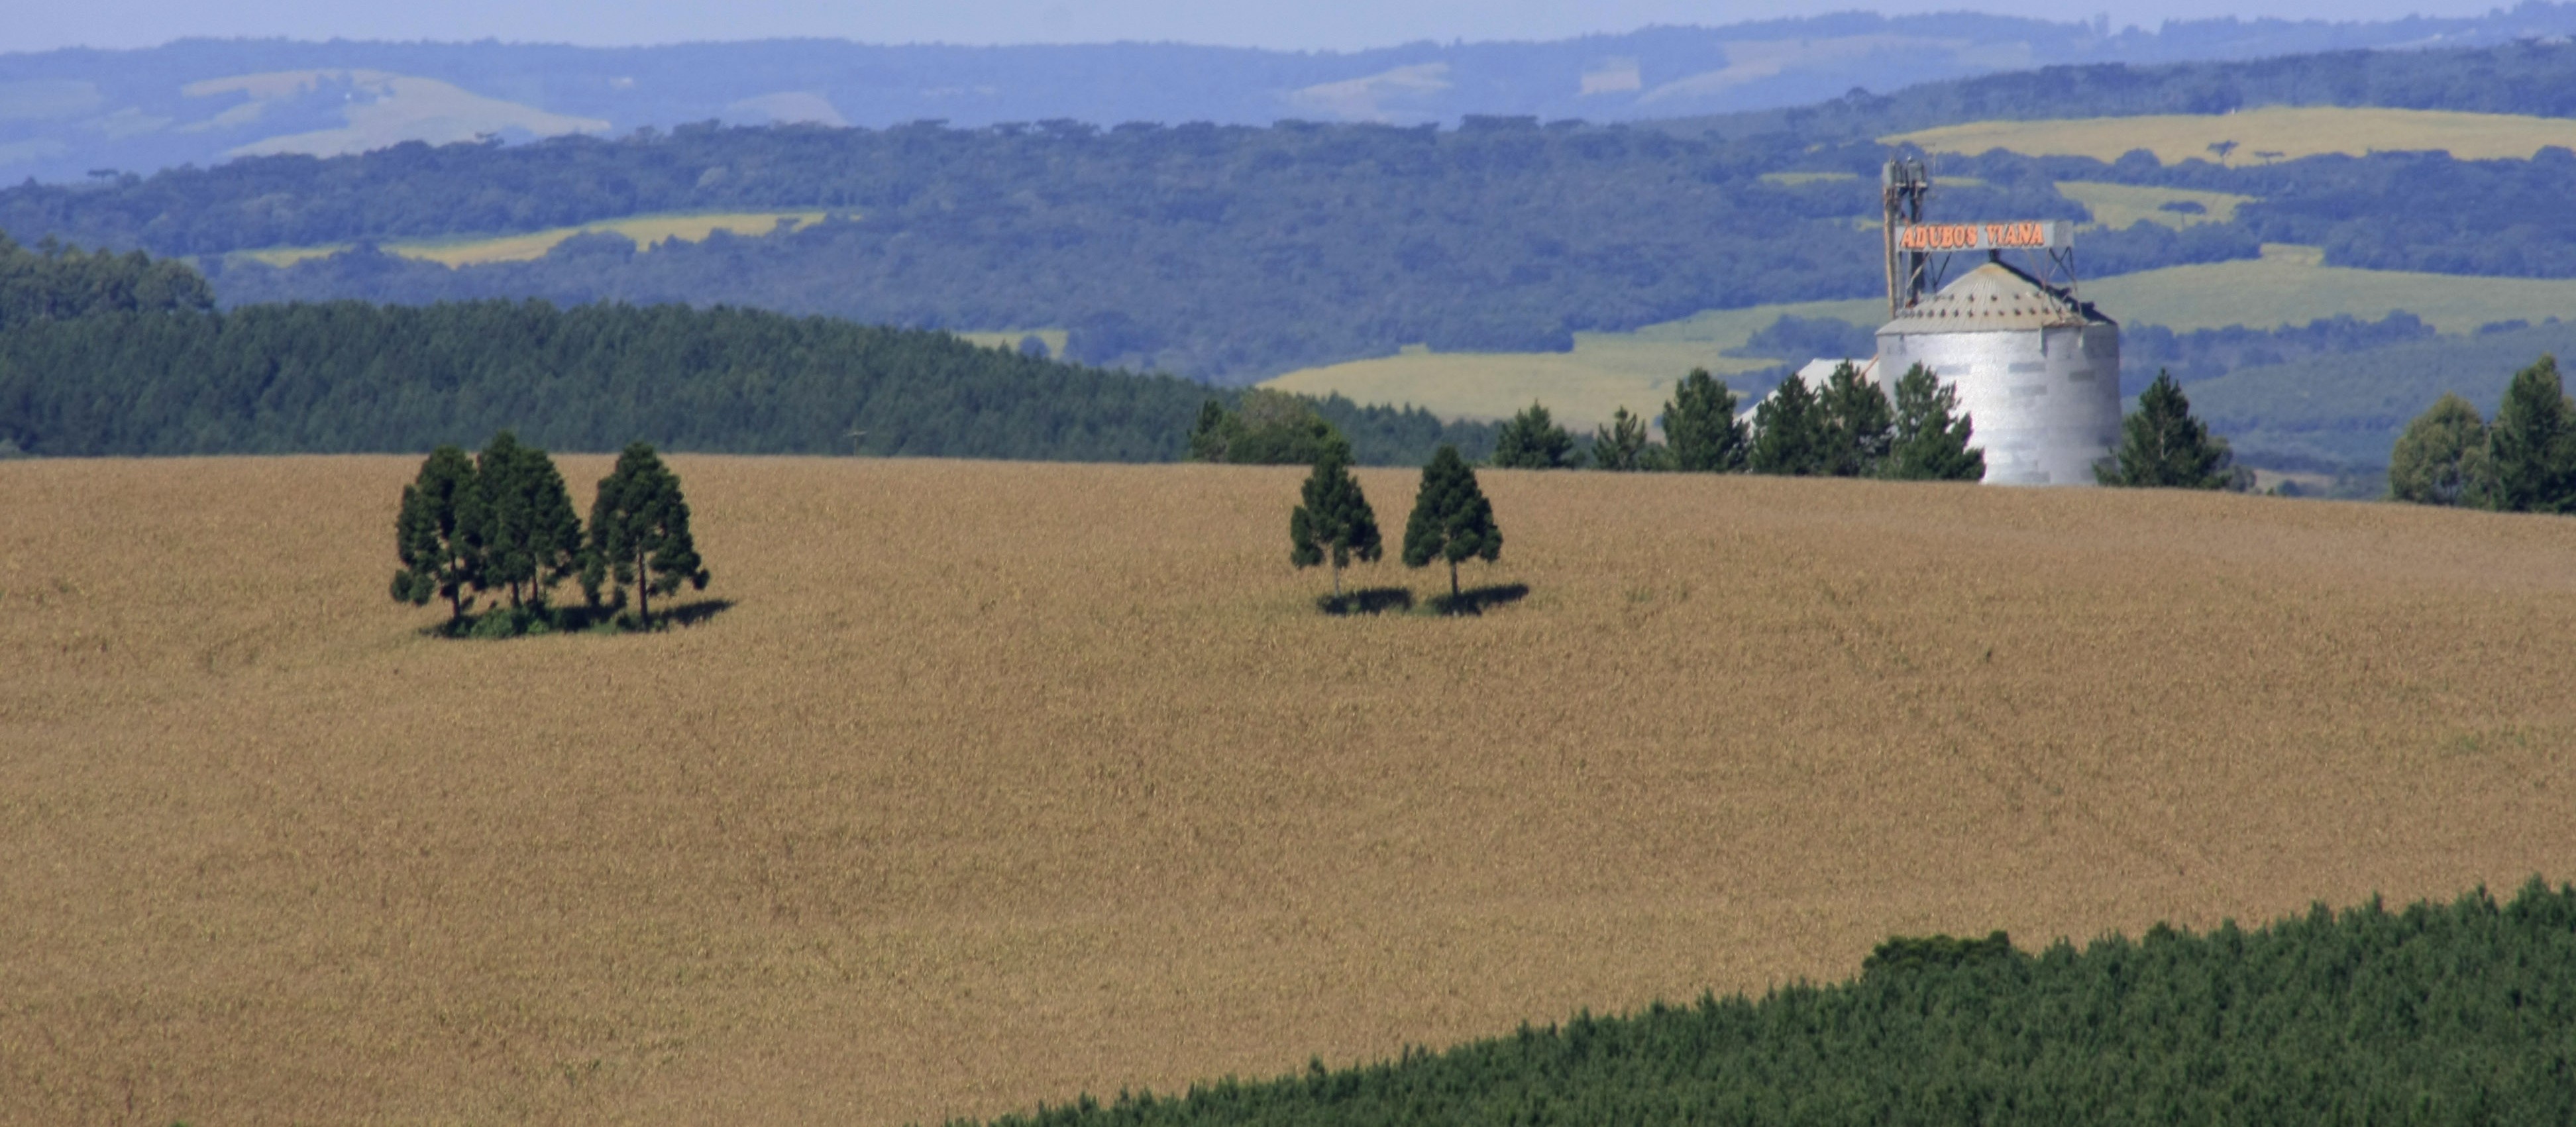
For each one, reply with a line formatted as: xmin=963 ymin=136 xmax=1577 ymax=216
xmin=1879 ymin=260 xmax=2113 ymax=335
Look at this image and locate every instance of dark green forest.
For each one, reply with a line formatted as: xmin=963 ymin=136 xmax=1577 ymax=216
xmin=968 ymin=881 xmax=2576 ymax=1127
xmin=0 ymin=294 xmax=1488 ymax=463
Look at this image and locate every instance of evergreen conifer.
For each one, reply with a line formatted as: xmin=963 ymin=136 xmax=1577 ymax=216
xmin=1590 ymin=406 xmax=1659 ymax=471
xmin=1491 ymin=402 xmax=1581 ymax=469
xmin=2388 ymin=393 xmax=2496 ymax=507
xmin=1819 ymin=361 xmax=1895 ymax=477
xmin=1289 ymin=445 xmax=1383 ymax=598
xmin=2487 ymin=354 xmax=2576 ymax=513
xmin=1402 ymin=444 xmax=1503 ymax=600
xmin=582 ymin=442 xmax=710 ymax=623
xmin=391 ymin=445 xmax=484 ymax=623
xmin=474 ymin=432 xmax=585 ymax=608
xmin=1748 ymin=374 xmax=1828 ymax=476
xmin=2097 ymin=370 xmax=2235 ymax=488
xmin=1882 ymin=363 xmax=1986 ymax=482
xmin=1662 ymin=368 xmax=1746 ymax=472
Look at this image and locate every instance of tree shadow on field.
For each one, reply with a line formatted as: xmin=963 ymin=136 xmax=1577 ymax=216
xmin=1425 ymin=582 xmax=1529 ymax=617
xmin=661 ymin=598 xmax=735 ymax=629
xmin=423 ymin=598 xmax=736 ymax=638
xmin=1317 ymin=587 xmax=1416 ymax=616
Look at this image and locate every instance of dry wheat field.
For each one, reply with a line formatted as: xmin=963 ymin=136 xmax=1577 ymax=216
xmin=5 ymin=456 xmax=2575 ymax=1125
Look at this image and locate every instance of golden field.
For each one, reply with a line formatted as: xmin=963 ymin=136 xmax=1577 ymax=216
xmin=1886 ymin=105 xmax=2576 ymax=164
xmin=6 ymin=457 xmax=2576 ymax=1125
xmin=234 ymin=210 xmax=832 ymax=268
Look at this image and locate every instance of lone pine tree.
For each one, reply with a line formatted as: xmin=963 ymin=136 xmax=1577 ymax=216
xmin=1748 ymin=373 xmax=1828 ymax=476
xmin=474 ymin=431 xmax=583 ymax=608
xmin=1403 ymin=443 xmax=1503 ymax=600
xmin=2388 ymin=392 xmax=2495 ymax=507
xmin=1590 ymin=405 xmax=1660 ymax=471
xmin=2098 ymin=370 xmax=2234 ymax=488
xmin=582 ymin=442 xmax=710 ymax=623
xmin=1819 ymin=360 xmax=1896 ymax=477
xmin=1883 ymin=363 xmax=1986 ymax=482
xmin=1289 ymin=445 xmax=1382 ymax=598
xmin=2487 ymin=354 xmax=2576 ymax=513
xmin=1490 ymin=402 xmax=1582 ymax=469
xmin=391 ymin=445 xmax=486 ymax=623
xmin=1663 ymin=368 xmax=1747 ymax=472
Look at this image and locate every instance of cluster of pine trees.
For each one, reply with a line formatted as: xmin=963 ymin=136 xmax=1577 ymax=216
xmin=2388 ymin=354 xmax=2576 ymax=511
xmin=1486 ymin=364 xmax=1986 ymax=482
xmin=392 ymin=433 xmax=709 ymax=635
xmin=973 ymin=880 xmax=2576 ymax=1126
xmin=1289 ymin=443 xmax=1503 ymax=610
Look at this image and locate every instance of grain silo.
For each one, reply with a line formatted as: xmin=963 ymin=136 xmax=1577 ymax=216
xmin=1867 ymin=160 xmax=2121 ymax=486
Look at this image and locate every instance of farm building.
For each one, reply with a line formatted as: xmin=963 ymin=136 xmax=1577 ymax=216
xmin=1872 ymin=260 xmax=2121 ymax=486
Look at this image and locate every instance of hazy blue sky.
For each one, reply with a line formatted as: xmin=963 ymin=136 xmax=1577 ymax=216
xmin=0 ymin=1 xmax=2510 ymax=54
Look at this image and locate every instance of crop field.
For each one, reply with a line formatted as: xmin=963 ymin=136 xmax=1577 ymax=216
xmin=2054 ymin=180 xmax=2253 ymax=229
xmin=1886 ymin=105 xmax=2576 ymax=164
xmin=7 ymin=457 xmax=2576 ymax=1125
xmin=1260 ymin=297 xmax=1884 ymax=427
xmin=234 ymin=209 xmax=831 ymax=268
xmin=2085 ymin=242 xmax=2576 ymax=333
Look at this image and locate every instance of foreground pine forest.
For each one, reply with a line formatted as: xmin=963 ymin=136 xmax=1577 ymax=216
xmin=983 ymin=882 xmax=2576 ymax=1127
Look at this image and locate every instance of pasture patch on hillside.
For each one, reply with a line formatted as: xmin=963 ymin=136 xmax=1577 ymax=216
xmin=234 ymin=209 xmax=830 ymax=268
xmin=1261 ymin=298 xmax=1884 ymax=429
xmin=953 ymin=328 xmax=1070 ymax=356
xmin=5 ymin=458 xmax=2575 ymax=1125
xmin=1888 ymin=105 xmax=2576 ymax=164
xmin=2088 ymin=242 xmax=2576 ymax=333
xmin=2056 ymin=180 xmax=2254 ymax=229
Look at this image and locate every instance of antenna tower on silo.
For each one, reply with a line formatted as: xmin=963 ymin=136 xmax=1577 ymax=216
xmin=1882 ymin=157 xmax=1932 ymax=321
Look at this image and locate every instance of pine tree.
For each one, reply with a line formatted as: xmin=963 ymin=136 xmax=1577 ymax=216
xmin=2487 ymin=354 xmax=2576 ymax=513
xmin=390 ymin=445 xmax=484 ymax=623
xmin=1663 ymin=368 xmax=1747 ymax=472
xmin=1590 ymin=406 xmax=1659 ymax=471
xmin=474 ymin=432 xmax=585 ymax=608
xmin=1187 ymin=399 xmax=1230 ymax=462
xmin=1882 ymin=363 xmax=1986 ymax=482
xmin=1289 ymin=445 xmax=1382 ymax=598
xmin=1491 ymin=402 xmax=1582 ymax=469
xmin=1402 ymin=444 xmax=1503 ymax=600
xmin=582 ymin=442 xmax=710 ymax=623
xmin=1819 ymin=360 xmax=1895 ymax=477
xmin=1748 ymin=374 xmax=1828 ymax=476
xmin=2096 ymin=370 xmax=2235 ymax=488
xmin=2388 ymin=393 xmax=2495 ymax=507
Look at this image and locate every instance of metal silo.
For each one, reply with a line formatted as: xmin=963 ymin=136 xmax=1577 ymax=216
xmin=1873 ymin=262 xmax=2120 ymax=486
xmin=1868 ymin=159 xmax=2120 ymax=486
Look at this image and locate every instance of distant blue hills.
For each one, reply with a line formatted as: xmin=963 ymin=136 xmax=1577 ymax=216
xmin=11 ymin=5 xmax=2576 ymax=183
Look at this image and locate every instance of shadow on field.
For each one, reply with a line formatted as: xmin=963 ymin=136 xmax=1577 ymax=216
xmin=1427 ymin=582 xmax=1529 ymax=617
xmin=423 ymin=598 xmax=737 ymax=639
xmin=1317 ymin=587 xmax=1416 ymax=616
xmin=662 ymin=598 xmax=735 ymax=628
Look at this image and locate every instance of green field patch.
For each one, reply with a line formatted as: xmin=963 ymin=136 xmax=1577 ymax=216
xmin=1888 ymin=105 xmax=2576 ymax=164
xmin=2057 ymin=180 xmax=2254 ymax=229
xmin=233 ymin=209 xmax=834 ymax=269
xmin=1260 ymin=297 xmax=1885 ymax=429
xmin=1757 ymin=171 xmax=1859 ymax=186
xmin=952 ymin=329 xmax=1070 ymax=356
xmin=2089 ymin=244 xmax=2576 ymax=333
